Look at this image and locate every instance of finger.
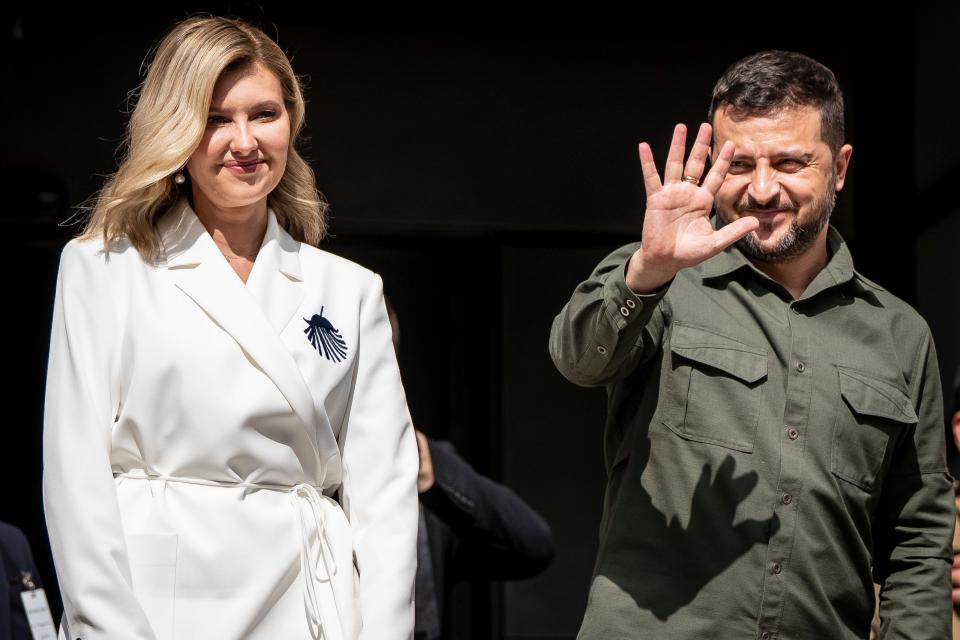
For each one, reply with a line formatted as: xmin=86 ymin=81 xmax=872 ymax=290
xmin=711 ymin=216 xmax=759 ymax=253
xmin=716 ymin=455 xmax=737 ymax=482
xmin=663 ymin=123 xmax=688 ymax=184
xmin=694 ymin=463 xmax=712 ymax=494
xmin=681 ymin=123 xmax=712 ymax=184
xmin=728 ymin=469 xmax=759 ymax=496
xmin=701 ymin=140 xmax=734 ymax=194
xmin=638 ymin=142 xmax=662 ymax=195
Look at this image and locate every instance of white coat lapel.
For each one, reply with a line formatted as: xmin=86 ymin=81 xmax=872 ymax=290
xmin=157 ymin=201 xmax=340 ymax=478
xmin=245 ymin=212 xmax=304 ymax=336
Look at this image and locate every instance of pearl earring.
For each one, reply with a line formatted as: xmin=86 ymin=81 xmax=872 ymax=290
xmin=174 ymin=171 xmax=186 ymax=185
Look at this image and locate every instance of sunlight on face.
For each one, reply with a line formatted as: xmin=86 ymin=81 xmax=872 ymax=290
xmin=712 ymin=106 xmax=851 ymax=263
xmin=186 ymin=62 xmax=291 ymax=216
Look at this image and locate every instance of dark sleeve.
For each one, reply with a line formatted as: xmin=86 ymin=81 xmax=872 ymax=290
xmin=0 ymin=521 xmax=44 ymax=640
xmin=548 ymin=242 xmax=670 ymax=388
xmin=419 ymin=439 xmax=554 ymax=581
xmin=0 ymin=522 xmax=42 ymax=587
xmin=873 ymin=330 xmax=955 ymax=640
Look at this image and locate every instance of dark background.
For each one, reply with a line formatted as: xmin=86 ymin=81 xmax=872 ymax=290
xmin=4 ymin=4 xmax=960 ymax=639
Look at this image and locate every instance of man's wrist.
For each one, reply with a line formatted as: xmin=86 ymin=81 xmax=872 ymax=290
xmin=625 ymin=247 xmax=676 ymax=294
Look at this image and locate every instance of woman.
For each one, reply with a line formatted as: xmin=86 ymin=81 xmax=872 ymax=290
xmin=43 ymin=16 xmax=418 ymax=640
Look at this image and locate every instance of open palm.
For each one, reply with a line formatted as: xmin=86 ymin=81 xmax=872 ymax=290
xmin=632 ymin=123 xmax=758 ymax=286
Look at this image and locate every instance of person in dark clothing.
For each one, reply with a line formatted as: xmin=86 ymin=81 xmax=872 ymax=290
xmin=413 ymin=430 xmax=555 ymax=639
xmin=382 ymin=295 xmax=554 ymax=639
xmin=0 ymin=521 xmax=44 ymax=640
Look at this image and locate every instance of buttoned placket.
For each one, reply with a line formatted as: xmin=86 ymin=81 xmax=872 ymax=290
xmin=755 ymin=298 xmax=812 ymax=640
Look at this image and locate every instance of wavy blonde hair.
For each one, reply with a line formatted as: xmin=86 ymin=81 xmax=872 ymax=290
xmin=80 ymin=15 xmax=327 ymax=260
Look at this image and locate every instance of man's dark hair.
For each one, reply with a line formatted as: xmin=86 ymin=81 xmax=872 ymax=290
xmin=708 ymin=50 xmax=845 ymax=155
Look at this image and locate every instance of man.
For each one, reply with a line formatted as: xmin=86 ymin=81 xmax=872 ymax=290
xmin=383 ymin=297 xmax=555 ymax=639
xmin=549 ymin=50 xmax=953 ymax=639
xmin=413 ymin=429 xmax=555 ymax=639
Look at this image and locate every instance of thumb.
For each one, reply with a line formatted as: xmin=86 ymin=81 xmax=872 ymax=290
xmin=712 ymin=217 xmax=759 ymax=253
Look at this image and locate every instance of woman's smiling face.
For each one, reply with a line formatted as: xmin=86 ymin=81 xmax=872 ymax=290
xmin=187 ymin=62 xmax=291 ymax=214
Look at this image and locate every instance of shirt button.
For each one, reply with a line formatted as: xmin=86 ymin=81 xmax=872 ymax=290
xmin=625 ymin=298 xmax=637 ymax=309
xmin=597 ymin=345 xmax=607 ymax=355
xmin=619 ymin=306 xmax=630 ymax=317
xmin=760 ymin=633 xmax=770 ymax=640
xmin=772 ymin=562 xmax=782 ymax=575
xmin=791 ymin=305 xmax=800 ymax=315
xmin=795 ymin=361 xmax=805 ymax=373
xmin=787 ymin=427 xmax=799 ymax=440
xmin=781 ymin=493 xmax=793 ymax=505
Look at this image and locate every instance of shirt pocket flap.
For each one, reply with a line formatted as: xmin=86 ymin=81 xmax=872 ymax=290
xmin=670 ymin=323 xmax=767 ymax=384
xmin=837 ymin=367 xmax=917 ymax=424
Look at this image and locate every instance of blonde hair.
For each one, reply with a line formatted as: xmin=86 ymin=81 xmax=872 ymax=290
xmin=80 ymin=15 xmax=327 ymax=260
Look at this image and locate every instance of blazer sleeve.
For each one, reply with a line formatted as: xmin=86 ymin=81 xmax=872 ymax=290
xmin=338 ymin=272 xmax=418 ymax=639
xmin=420 ymin=439 xmax=554 ymax=581
xmin=43 ymin=241 xmax=157 ymax=639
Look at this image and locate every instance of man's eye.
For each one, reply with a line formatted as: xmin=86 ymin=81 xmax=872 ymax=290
xmin=728 ymin=161 xmax=751 ymax=173
xmin=777 ymin=159 xmax=804 ymax=172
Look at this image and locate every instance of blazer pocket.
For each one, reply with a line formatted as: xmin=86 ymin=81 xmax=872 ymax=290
xmin=662 ymin=323 xmax=768 ymax=453
xmin=831 ymin=367 xmax=916 ymax=491
xmin=126 ymin=532 xmax=178 ymax=640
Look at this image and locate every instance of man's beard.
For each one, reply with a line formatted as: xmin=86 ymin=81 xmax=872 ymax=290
xmin=718 ymin=177 xmax=837 ymax=264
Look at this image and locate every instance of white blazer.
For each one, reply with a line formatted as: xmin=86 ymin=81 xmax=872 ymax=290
xmin=43 ymin=199 xmax=418 ymax=640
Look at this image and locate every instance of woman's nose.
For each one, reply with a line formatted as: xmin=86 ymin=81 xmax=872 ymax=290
xmin=230 ymin=120 xmax=258 ymax=155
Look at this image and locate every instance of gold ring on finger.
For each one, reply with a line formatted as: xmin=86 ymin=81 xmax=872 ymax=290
xmin=682 ymin=175 xmax=700 ymax=185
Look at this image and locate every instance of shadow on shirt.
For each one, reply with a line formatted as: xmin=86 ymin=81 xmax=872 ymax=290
xmin=595 ymin=358 xmax=781 ymax=622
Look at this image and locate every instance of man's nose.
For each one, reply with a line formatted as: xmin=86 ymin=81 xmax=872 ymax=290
xmin=746 ymin=165 xmax=780 ymax=206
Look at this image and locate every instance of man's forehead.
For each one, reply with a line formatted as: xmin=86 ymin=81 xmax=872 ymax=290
xmin=712 ymin=105 xmax=826 ymax=152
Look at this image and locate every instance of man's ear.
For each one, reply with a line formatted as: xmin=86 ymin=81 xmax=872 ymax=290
xmin=834 ymin=144 xmax=853 ymax=191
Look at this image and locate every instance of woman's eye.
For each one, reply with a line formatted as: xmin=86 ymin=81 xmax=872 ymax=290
xmin=256 ymin=110 xmax=277 ymax=120
xmin=206 ymin=115 xmax=229 ymax=126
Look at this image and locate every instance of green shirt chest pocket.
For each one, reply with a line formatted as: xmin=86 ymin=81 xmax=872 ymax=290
xmin=832 ymin=367 xmax=916 ymax=492
xmin=661 ymin=323 xmax=768 ymax=453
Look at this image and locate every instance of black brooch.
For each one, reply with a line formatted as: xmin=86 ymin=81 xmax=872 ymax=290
xmin=303 ymin=307 xmax=348 ymax=363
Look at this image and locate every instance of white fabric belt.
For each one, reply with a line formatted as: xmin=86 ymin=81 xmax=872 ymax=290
xmin=115 ymin=470 xmax=341 ymax=639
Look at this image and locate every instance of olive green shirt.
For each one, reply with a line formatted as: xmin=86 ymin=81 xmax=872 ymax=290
xmin=549 ymin=228 xmax=954 ymax=640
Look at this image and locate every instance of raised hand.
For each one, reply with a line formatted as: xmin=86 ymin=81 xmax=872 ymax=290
xmin=626 ymin=123 xmax=759 ymax=293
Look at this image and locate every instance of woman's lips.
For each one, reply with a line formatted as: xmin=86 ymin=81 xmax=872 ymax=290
xmin=223 ymin=159 xmax=264 ymax=174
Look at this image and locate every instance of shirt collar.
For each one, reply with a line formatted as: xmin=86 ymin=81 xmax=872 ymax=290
xmin=698 ymin=220 xmax=883 ymax=304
